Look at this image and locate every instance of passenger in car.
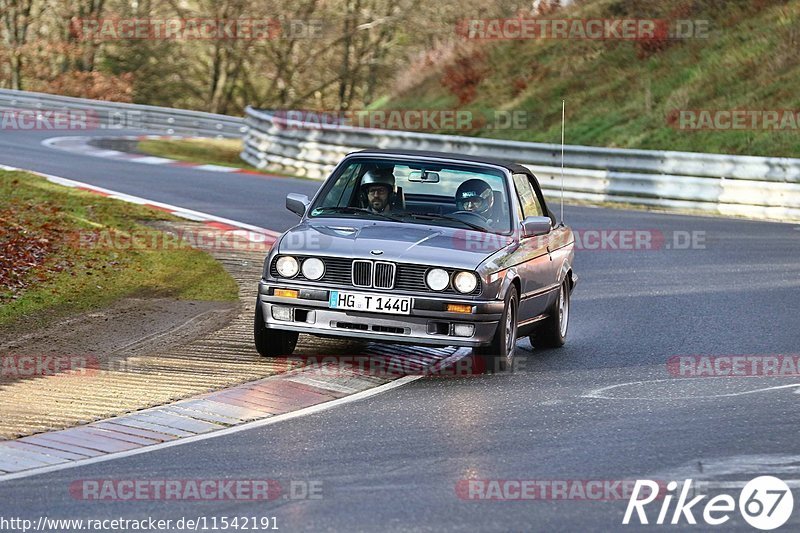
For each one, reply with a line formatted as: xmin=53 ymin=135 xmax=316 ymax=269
xmin=455 ymin=178 xmax=498 ymax=223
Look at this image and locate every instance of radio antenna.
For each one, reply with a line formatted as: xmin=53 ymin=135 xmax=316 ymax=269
xmin=560 ymin=99 xmax=565 ymax=226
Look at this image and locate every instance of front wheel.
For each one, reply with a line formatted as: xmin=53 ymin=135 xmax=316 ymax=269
xmin=475 ymin=287 xmax=518 ymax=373
xmin=254 ymin=301 xmax=298 ymax=357
xmin=531 ymin=278 xmax=570 ymax=349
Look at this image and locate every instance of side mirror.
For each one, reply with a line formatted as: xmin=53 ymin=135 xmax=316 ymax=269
xmin=286 ymin=193 xmax=310 ymax=216
xmin=521 ymin=215 xmax=552 ymax=238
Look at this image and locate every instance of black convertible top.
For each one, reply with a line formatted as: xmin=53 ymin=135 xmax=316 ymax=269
xmin=350 ymin=148 xmax=531 ymax=175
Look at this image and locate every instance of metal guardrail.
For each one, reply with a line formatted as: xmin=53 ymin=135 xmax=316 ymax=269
xmin=242 ymin=107 xmax=800 ymax=222
xmin=1 ymin=89 xmax=796 ymax=221
xmin=0 ymin=89 xmax=246 ymax=138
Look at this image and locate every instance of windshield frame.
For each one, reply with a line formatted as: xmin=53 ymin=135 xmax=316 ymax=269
xmin=306 ymin=154 xmax=517 ymax=236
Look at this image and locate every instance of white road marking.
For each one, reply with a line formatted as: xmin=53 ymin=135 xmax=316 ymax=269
xmin=39 ymin=173 xmax=280 ymax=237
xmin=132 ymin=156 xmax=173 ymax=165
xmin=195 ymin=164 xmax=239 ymax=173
xmin=41 ymin=136 xmax=80 ymax=149
xmin=582 ymin=378 xmax=800 ymax=400
xmin=87 ymin=149 xmax=124 ymax=158
xmin=648 ymin=454 xmax=800 ymax=491
xmin=696 ymin=480 xmax=800 ymax=489
xmin=41 ymin=135 xmax=276 ymax=178
xmin=0 ymin=376 xmax=420 ymax=483
xmin=0 ymin=162 xmax=468 ymax=483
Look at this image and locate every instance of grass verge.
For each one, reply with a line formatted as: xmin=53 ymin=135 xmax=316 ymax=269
xmin=0 ymin=169 xmax=238 ymax=328
xmin=138 ymin=137 xmax=317 ymax=179
xmin=387 ymin=0 xmax=800 ymax=158
xmin=138 ymin=137 xmax=267 ymax=173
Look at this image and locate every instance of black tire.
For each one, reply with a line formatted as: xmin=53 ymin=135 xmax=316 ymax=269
xmin=254 ymin=301 xmax=298 ymax=357
xmin=475 ymin=287 xmax=519 ymax=373
xmin=531 ymin=278 xmax=570 ymax=349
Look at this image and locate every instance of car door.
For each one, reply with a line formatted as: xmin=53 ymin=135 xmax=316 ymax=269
xmin=510 ymin=173 xmax=560 ymax=320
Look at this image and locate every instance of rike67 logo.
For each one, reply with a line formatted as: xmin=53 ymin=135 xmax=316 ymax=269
xmin=623 ymin=477 xmax=794 ymax=530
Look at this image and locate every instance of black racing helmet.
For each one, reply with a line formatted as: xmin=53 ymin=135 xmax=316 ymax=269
xmin=360 ymin=167 xmax=396 ymax=194
xmin=455 ymin=178 xmax=494 ymax=217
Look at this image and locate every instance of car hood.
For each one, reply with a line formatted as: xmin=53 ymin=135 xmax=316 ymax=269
xmin=278 ymin=219 xmax=513 ymax=270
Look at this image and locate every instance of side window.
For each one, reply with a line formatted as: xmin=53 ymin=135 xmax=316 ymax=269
xmin=512 ymin=173 xmax=543 ymax=218
xmin=320 ymin=163 xmax=361 ymax=208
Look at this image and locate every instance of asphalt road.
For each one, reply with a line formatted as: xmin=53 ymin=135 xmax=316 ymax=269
xmin=1 ymin=129 xmax=799 ymax=532
xmin=0 ymin=129 xmax=317 ymax=231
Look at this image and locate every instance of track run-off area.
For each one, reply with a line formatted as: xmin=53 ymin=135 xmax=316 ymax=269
xmin=0 ymin=128 xmax=798 ymax=531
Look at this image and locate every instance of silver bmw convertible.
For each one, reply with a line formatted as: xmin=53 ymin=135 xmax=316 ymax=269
xmin=255 ymin=149 xmax=576 ymax=371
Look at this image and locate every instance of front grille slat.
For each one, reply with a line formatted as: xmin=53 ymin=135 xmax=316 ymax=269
xmin=271 ymin=256 xmax=480 ymax=295
xmin=352 ymin=260 xmax=372 ymax=287
xmin=373 ymin=262 xmax=395 ymax=289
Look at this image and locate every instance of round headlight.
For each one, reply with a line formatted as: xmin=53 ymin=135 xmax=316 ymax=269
xmin=301 ymin=257 xmax=325 ymax=280
xmin=453 ymin=271 xmax=478 ymax=294
xmin=426 ymin=268 xmax=450 ymax=291
xmin=275 ymin=256 xmax=299 ymax=278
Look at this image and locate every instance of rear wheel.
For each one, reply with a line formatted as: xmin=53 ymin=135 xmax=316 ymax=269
xmin=531 ymin=278 xmax=570 ymax=349
xmin=475 ymin=287 xmax=518 ymax=373
xmin=254 ymin=301 xmax=298 ymax=357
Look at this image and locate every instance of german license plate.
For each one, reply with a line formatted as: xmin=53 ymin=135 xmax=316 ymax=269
xmin=328 ymin=291 xmax=411 ymax=315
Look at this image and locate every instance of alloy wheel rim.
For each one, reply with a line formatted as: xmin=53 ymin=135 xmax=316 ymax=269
xmin=558 ymin=281 xmax=569 ymax=338
xmin=505 ymin=299 xmax=517 ymax=363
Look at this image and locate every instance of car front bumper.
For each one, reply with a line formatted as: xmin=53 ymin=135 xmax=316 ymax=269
xmin=257 ymin=280 xmax=504 ymax=348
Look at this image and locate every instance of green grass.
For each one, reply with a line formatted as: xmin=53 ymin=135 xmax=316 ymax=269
xmin=138 ymin=137 xmax=317 ymax=180
xmin=0 ymin=170 xmax=238 ymax=328
xmin=386 ymin=0 xmax=800 ymax=158
xmin=138 ymin=138 xmax=267 ymax=173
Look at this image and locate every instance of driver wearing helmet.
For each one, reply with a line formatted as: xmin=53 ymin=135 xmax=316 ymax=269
xmin=455 ymin=178 xmax=495 ymax=220
xmin=360 ymin=167 xmax=396 ymax=213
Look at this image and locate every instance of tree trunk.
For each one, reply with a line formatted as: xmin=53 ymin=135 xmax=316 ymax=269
xmin=11 ymin=52 xmax=23 ymax=90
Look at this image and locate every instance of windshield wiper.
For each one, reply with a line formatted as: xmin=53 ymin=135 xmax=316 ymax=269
xmin=402 ymin=212 xmax=490 ymax=233
xmin=312 ymin=206 xmax=405 ymax=223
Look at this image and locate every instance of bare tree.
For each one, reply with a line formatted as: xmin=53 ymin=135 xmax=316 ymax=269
xmin=0 ymin=0 xmax=36 ymax=89
xmin=0 ymin=0 xmax=526 ymax=110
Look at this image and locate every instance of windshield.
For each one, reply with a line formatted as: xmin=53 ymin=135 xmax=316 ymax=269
xmin=309 ymin=157 xmax=512 ymax=234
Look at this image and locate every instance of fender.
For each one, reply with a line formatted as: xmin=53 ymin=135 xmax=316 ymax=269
xmin=557 ymin=258 xmax=577 ymax=291
xmin=497 ymin=266 xmax=521 ymax=301
xmin=557 ymin=259 xmax=571 ymax=285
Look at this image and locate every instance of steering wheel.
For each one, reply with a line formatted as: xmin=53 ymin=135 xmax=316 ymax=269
xmin=451 ymin=210 xmax=489 ymax=223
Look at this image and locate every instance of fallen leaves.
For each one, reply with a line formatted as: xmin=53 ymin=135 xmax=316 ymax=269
xmin=0 ymin=201 xmax=73 ymax=300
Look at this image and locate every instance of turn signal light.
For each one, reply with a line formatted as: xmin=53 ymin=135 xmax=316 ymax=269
xmin=446 ymin=304 xmax=473 ymax=314
xmin=274 ymin=289 xmax=299 ymax=299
